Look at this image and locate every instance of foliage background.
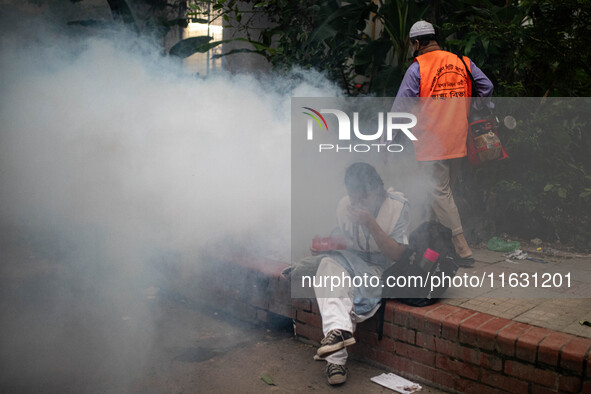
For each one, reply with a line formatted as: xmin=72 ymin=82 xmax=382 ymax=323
xmin=25 ymin=0 xmax=591 ymax=249
xmin=199 ymin=0 xmax=591 ymax=249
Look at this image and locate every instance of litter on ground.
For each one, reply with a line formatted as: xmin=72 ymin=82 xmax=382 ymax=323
xmin=371 ymin=372 xmax=422 ymax=393
xmin=506 ymin=249 xmax=528 ymax=260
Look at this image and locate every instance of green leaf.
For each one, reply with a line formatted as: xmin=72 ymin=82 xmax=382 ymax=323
xmin=212 ymin=48 xmax=267 ymax=59
xmin=261 ymin=373 xmax=275 ymax=385
xmin=190 ymin=18 xmax=210 ymax=24
xmin=481 ymin=37 xmax=489 ymax=52
xmin=543 ymin=184 xmax=554 ymax=192
xmin=464 ymin=35 xmax=477 ymax=55
xmin=307 ymin=24 xmax=337 ymax=45
xmin=169 ymin=36 xmax=213 ymax=58
xmin=370 ymin=66 xmax=403 ymax=96
xmin=232 ymin=37 xmax=274 ymax=52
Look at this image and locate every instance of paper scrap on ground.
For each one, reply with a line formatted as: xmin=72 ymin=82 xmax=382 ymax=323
xmin=506 ymin=249 xmax=528 ymax=260
xmin=371 ymin=373 xmax=422 ymax=393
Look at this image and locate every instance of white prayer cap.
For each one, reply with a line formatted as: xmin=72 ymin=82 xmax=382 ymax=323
xmin=409 ymin=20 xmax=435 ymax=38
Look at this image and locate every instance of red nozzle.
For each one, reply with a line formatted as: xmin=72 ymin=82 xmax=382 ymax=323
xmin=423 ymin=248 xmax=440 ymax=262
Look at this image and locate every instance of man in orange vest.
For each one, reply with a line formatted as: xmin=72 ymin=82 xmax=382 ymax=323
xmin=394 ymin=20 xmax=494 ymax=266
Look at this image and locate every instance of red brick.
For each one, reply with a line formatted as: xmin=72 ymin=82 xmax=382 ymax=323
xmin=383 ymin=301 xmax=396 ymax=322
xmin=434 ymin=337 xmax=457 ymax=358
xmin=531 ymin=384 xmax=558 ymax=394
xmin=292 ymin=298 xmax=311 ymax=311
xmin=407 ymin=303 xmax=442 ymax=331
xmin=458 ymin=313 xmax=496 ymax=347
xmin=394 ymin=326 xmax=416 ymax=344
xmin=422 ymin=313 xmax=444 ymax=336
xmin=268 ymin=276 xmax=291 ymax=303
xmin=377 ymin=336 xmax=396 ymax=353
xmin=411 ymin=361 xmax=456 ymax=391
xmin=415 ymin=333 xmax=450 ymax=354
xmin=380 ymin=353 xmax=413 ymax=373
xmin=558 ymin=375 xmax=582 ymax=393
xmin=538 ymin=332 xmax=573 ymax=367
xmin=481 ymin=352 xmax=504 ymax=372
xmin=560 ymin=337 xmax=591 ymax=374
xmin=310 ymin=299 xmax=320 ymax=315
xmin=295 ymin=309 xmax=322 ymax=328
xmin=413 ymin=365 xmax=496 ymax=394
xmin=455 ymin=345 xmax=481 ymax=365
xmin=357 ymin=330 xmax=380 ymax=347
xmin=423 ymin=304 xmax=459 ymax=335
xmin=456 ymin=346 xmax=503 ymax=371
xmin=393 ymin=302 xmax=415 ymax=326
xmin=496 ymin=322 xmax=531 ymax=357
xmin=372 ymin=348 xmax=400 ymax=369
xmin=476 ymin=317 xmax=514 ymax=351
xmin=350 ymin=343 xmax=378 ymax=361
xmin=435 ymin=354 xmax=479 ymax=380
xmin=383 ymin=323 xmax=415 ymax=344
xmin=268 ymin=301 xmax=295 ymax=319
xmin=294 ymin=322 xmax=323 ymax=343
xmin=415 ymin=332 xmax=436 ymax=351
xmin=380 ymin=321 xmax=395 ymax=338
xmin=441 ymin=308 xmax=478 ymax=340
xmin=395 ymin=342 xmax=435 ymax=365
xmin=458 ymin=381 xmax=506 ymax=394
xmin=481 ymin=370 xmax=529 ymax=394
xmin=515 ymin=326 xmax=553 ymax=363
xmin=504 ymin=360 xmax=557 ymax=388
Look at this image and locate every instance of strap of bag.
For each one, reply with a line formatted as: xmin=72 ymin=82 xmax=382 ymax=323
xmin=457 ymin=54 xmax=496 ymax=121
xmin=456 ymin=54 xmax=478 ymax=98
xmin=377 ymin=300 xmax=386 ymax=340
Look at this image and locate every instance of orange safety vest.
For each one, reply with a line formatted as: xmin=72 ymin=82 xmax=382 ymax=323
xmin=412 ymin=50 xmax=472 ymax=161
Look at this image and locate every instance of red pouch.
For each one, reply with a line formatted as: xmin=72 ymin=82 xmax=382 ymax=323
xmin=467 ymin=117 xmax=508 ymax=167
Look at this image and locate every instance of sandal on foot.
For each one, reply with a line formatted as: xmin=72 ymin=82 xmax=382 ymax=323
xmin=456 ymin=256 xmax=475 ymax=267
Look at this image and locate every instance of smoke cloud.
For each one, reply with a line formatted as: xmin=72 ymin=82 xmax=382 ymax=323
xmin=0 ymin=12 xmax=339 ymax=392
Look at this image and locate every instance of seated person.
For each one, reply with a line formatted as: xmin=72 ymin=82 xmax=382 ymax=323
xmin=313 ymin=162 xmax=409 ymax=385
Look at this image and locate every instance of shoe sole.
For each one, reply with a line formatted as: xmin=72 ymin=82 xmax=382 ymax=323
xmin=328 ymin=374 xmax=347 ymax=385
xmin=317 ymin=337 xmax=356 ymax=358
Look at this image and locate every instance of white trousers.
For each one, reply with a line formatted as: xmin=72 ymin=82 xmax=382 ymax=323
xmin=313 ymin=257 xmax=380 ymax=365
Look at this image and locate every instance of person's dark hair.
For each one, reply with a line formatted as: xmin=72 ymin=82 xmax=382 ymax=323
xmin=344 ymin=162 xmax=384 ymax=194
xmin=412 ymin=34 xmax=436 ymax=47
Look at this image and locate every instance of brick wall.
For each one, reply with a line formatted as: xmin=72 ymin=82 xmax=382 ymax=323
xmin=197 ymin=256 xmax=591 ymax=393
xmin=293 ymin=298 xmax=591 ymax=393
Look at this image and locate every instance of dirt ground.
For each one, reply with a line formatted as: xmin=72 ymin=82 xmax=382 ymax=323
xmin=129 ymin=297 xmax=447 ymax=394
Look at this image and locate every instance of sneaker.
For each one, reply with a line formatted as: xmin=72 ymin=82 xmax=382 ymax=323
xmin=326 ymin=363 xmax=347 ymax=385
xmin=317 ymin=329 xmax=356 ymax=358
